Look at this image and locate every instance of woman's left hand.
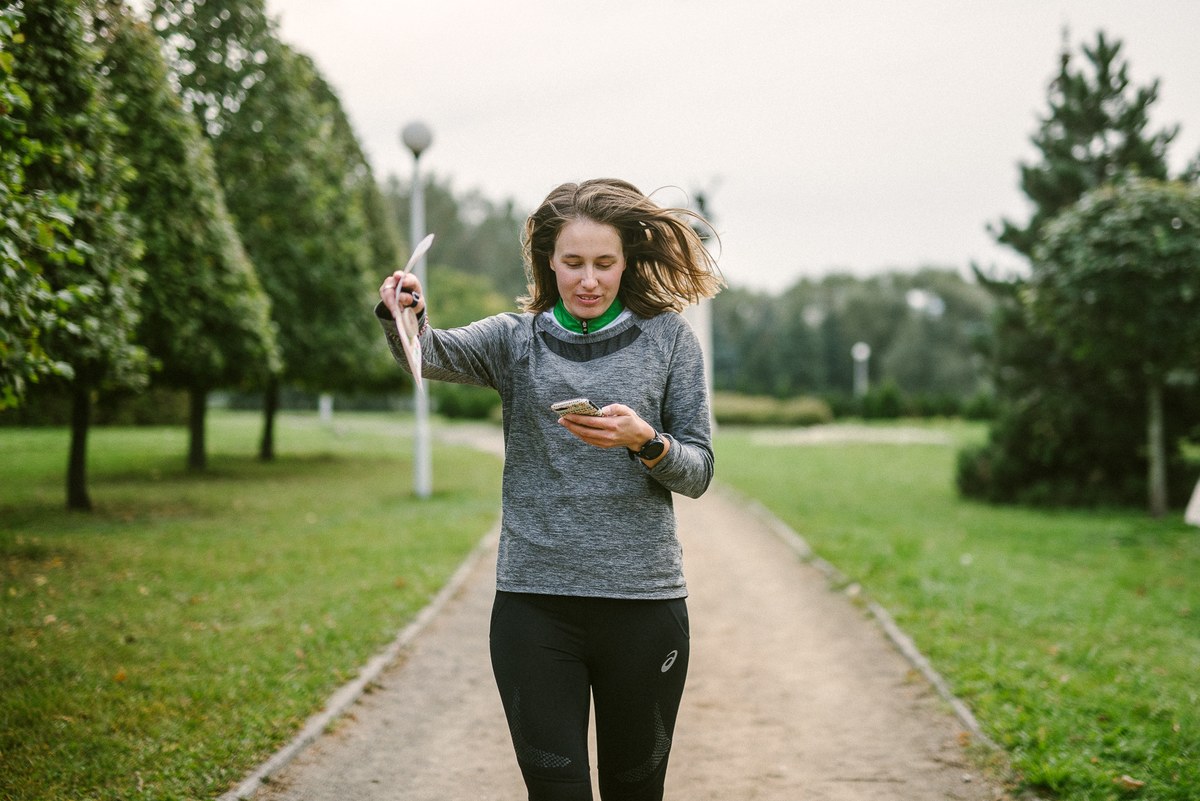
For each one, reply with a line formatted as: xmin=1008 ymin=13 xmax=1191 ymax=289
xmin=558 ymin=403 xmax=668 ymax=464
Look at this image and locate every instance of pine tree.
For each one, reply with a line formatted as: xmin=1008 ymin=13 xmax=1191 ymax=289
xmin=993 ymin=30 xmax=1176 ymax=256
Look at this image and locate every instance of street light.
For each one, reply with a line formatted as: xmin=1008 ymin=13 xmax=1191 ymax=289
xmin=851 ymin=342 xmax=871 ymax=398
xmin=684 ymin=187 xmax=717 ymax=431
xmin=402 ymin=121 xmax=433 ymax=498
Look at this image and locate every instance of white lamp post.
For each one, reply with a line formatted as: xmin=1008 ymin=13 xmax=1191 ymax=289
xmin=402 ymin=121 xmax=433 ymax=499
xmin=851 ymin=342 xmax=871 ymax=398
xmin=683 ymin=188 xmax=717 ymax=432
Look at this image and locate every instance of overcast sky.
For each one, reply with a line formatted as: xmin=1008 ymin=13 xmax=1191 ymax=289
xmin=263 ymin=0 xmax=1200 ymax=293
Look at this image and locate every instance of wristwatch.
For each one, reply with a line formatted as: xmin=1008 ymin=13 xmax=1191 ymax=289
xmin=632 ymin=432 xmax=666 ymax=460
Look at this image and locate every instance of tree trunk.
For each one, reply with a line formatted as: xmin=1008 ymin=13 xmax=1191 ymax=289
xmin=1146 ymin=381 xmax=1167 ymax=518
xmin=188 ymin=387 xmax=207 ymax=471
xmin=66 ymin=383 xmax=92 ymax=511
xmin=260 ymin=375 xmax=278 ymax=462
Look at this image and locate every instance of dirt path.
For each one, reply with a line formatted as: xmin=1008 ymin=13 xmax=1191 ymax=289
xmin=239 ymin=455 xmax=1009 ymax=800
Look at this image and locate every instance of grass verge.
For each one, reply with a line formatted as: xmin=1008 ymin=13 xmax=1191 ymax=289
xmin=0 ymin=411 xmax=502 ymax=800
xmin=715 ymin=423 xmax=1199 ymax=801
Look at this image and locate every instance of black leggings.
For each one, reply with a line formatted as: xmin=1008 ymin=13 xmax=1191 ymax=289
xmin=489 ymin=591 xmax=690 ymax=801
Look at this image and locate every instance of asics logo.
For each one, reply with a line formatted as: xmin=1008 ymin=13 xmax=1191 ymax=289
xmin=660 ymin=650 xmax=679 ymax=673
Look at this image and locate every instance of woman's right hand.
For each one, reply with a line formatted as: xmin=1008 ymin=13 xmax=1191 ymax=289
xmin=379 ymin=271 xmax=426 ymax=318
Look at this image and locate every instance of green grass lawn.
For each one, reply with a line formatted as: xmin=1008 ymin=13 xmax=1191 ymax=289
xmin=3 ymin=415 xmax=1198 ymax=800
xmin=0 ymin=411 xmax=502 ymax=800
xmin=715 ymin=422 xmax=1199 ymax=801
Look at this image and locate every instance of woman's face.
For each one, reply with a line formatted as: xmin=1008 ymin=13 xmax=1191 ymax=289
xmin=549 ymin=218 xmax=627 ymax=320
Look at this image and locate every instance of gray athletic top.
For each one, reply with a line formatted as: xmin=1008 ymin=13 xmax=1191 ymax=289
xmin=375 ymin=303 xmax=714 ymax=599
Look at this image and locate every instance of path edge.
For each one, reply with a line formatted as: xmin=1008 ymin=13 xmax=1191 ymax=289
xmin=715 ymin=483 xmax=1000 ymax=752
xmin=217 ymin=524 xmax=500 ymax=801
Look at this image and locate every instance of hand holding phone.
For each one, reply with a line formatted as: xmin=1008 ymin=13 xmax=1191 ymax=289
xmin=551 ymin=398 xmax=603 ymax=417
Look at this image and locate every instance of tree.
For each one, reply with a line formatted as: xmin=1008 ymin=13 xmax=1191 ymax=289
xmin=223 ymin=42 xmax=381 ymax=459
xmin=961 ymin=30 xmax=1193 ymax=508
xmin=711 ymin=286 xmax=786 ymax=396
xmin=305 ymin=61 xmax=403 ymax=397
xmin=11 ymin=0 xmax=149 ymax=510
xmin=0 ymin=4 xmax=74 ymax=410
xmin=807 ymin=274 xmax=910 ymax=402
xmin=881 ymin=270 xmax=995 ymax=402
xmin=710 ymin=270 xmax=995 ymax=407
xmin=153 ymin=0 xmax=391 ymax=459
xmin=1028 ymin=178 xmax=1200 ymax=516
xmin=993 ymin=30 xmax=1176 ymax=258
xmin=150 ymin=0 xmax=271 ymax=140
xmin=96 ymin=3 xmax=279 ymax=470
xmin=423 ymin=265 xmax=514 ymax=419
xmin=774 ymin=286 xmax=827 ymax=395
xmin=383 ymin=175 xmax=528 ymax=302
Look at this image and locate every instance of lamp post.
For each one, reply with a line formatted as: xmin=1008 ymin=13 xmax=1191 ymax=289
xmin=684 ymin=188 xmax=716 ymax=431
xmin=402 ymin=121 xmax=433 ymax=498
xmin=851 ymin=342 xmax=871 ymax=398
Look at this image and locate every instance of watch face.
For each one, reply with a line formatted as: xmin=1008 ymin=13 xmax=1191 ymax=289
xmin=639 ymin=437 xmax=665 ymax=459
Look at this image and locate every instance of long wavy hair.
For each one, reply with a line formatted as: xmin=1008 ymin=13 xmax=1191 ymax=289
xmin=519 ymin=179 xmax=724 ymax=316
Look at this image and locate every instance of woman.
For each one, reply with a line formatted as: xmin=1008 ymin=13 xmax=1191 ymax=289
xmin=376 ymin=178 xmax=723 ymax=800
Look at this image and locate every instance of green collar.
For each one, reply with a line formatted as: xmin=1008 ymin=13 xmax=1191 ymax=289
xmin=553 ymin=298 xmax=624 ymax=335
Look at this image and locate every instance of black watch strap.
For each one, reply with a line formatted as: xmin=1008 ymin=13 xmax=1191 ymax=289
xmin=631 ymin=432 xmax=666 ymax=460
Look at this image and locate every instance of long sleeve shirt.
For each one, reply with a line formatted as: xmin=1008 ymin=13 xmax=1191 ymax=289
xmin=376 ymin=303 xmax=713 ymax=599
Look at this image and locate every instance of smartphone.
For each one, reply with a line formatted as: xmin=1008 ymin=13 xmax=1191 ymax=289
xmin=551 ymin=397 xmax=603 ymax=417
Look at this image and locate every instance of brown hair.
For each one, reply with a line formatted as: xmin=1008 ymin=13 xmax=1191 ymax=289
xmin=519 ymin=178 xmax=724 ymax=316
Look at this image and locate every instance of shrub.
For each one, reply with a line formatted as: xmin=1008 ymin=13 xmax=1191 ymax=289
xmin=956 ymin=405 xmax=1200 ymax=509
xmin=433 ymin=383 xmax=501 ymax=420
xmin=961 ymin=390 xmax=997 ymax=421
xmin=712 ymin=392 xmax=833 ymax=427
xmin=860 ymin=380 xmax=905 ymax=419
xmin=0 ymin=385 xmax=189 ymax=426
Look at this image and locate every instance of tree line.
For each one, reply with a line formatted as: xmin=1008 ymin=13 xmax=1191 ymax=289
xmin=4 ymin=7 xmax=1197 ymax=518
xmin=379 ymin=177 xmax=1000 ymax=421
xmin=712 ymin=269 xmax=995 ymax=417
xmin=1 ymin=0 xmax=403 ymax=508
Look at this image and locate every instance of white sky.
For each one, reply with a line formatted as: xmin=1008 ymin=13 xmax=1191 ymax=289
xmin=264 ymin=0 xmax=1200 ymax=292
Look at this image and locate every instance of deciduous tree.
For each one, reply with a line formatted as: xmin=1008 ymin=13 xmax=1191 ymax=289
xmin=1029 ymin=178 xmax=1200 ymax=516
xmin=710 ymin=270 xmax=992 ymax=405
xmin=384 ymin=176 xmax=528 ymax=303
xmin=153 ymin=0 xmax=392 ymax=459
xmin=96 ymin=3 xmax=279 ymax=470
xmin=11 ymin=0 xmax=148 ymax=509
xmin=0 ymin=4 xmax=73 ymax=410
